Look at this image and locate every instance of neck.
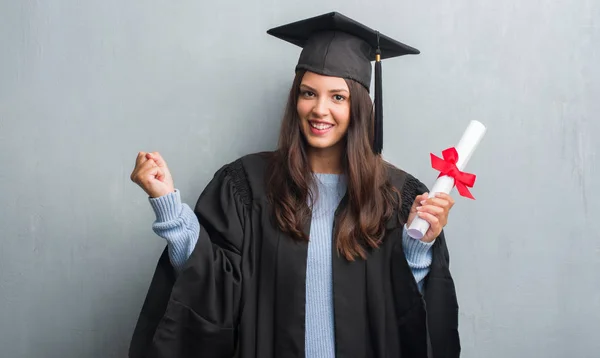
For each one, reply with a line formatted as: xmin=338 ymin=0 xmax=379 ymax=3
xmin=307 ymin=144 xmax=344 ymax=174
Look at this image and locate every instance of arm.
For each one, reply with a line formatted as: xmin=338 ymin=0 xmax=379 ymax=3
xmin=148 ymin=189 xmax=199 ymax=273
xmin=396 ymin=173 xmax=460 ymax=356
xmin=130 ymin=158 xmax=249 ymax=358
xmin=401 ymin=225 xmax=434 ymax=293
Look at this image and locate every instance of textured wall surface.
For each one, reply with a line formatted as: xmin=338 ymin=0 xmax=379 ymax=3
xmin=1 ymin=1 xmax=599 ymax=357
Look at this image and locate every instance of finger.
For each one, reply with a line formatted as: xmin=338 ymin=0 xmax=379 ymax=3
xmin=416 ymin=204 xmax=445 ymax=216
xmin=137 ymin=166 xmax=166 ymax=187
xmin=154 ymin=166 xmax=165 ymax=181
xmin=146 ymin=158 xmax=158 ymax=168
xmin=411 ymin=192 xmax=429 ymax=211
xmin=132 ymin=159 xmax=160 ymax=182
xmin=433 ymin=192 xmax=455 ymax=206
xmin=148 ymin=152 xmax=168 ymax=168
xmin=419 ymin=205 xmax=448 ymax=227
xmin=417 ymin=210 xmax=440 ymax=227
xmin=135 ymin=152 xmax=148 ymax=167
xmin=145 ymin=153 xmax=157 ymax=165
xmin=421 ymin=197 xmax=451 ymax=209
xmin=131 ymin=152 xmax=148 ymax=181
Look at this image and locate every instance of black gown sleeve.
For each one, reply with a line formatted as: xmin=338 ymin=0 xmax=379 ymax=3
xmin=129 ymin=159 xmax=251 ymax=358
xmin=399 ymin=175 xmax=461 ymax=358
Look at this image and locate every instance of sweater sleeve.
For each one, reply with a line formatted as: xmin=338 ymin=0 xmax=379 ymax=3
xmin=402 ymin=224 xmax=435 ymax=293
xmin=148 ymin=189 xmax=199 ymax=272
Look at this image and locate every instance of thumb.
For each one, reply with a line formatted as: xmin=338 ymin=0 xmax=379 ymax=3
xmin=154 ymin=167 xmax=166 ymax=182
xmin=411 ymin=192 xmax=429 ymax=212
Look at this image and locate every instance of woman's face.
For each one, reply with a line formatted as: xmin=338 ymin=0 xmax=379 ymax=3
xmin=297 ymin=71 xmax=351 ymax=153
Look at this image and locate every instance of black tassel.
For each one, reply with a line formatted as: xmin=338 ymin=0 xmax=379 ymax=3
xmin=373 ymin=32 xmax=383 ymax=154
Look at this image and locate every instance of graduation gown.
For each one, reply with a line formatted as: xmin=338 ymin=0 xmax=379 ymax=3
xmin=128 ymin=152 xmax=460 ymax=358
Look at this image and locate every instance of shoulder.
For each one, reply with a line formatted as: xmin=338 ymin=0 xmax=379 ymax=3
xmin=383 ymin=161 xmax=430 ymax=220
xmin=236 ymin=151 xmax=273 ymax=175
xmin=384 ymin=161 xmax=429 ymax=194
xmin=209 ymin=151 xmax=274 ymax=204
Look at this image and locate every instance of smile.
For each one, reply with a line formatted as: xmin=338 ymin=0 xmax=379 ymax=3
xmin=309 ymin=121 xmax=334 ymax=130
xmin=308 ymin=120 xmax=335 ymax=136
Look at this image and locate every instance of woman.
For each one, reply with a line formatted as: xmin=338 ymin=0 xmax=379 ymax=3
xmin=129 ymin=12 xmax=460 ymax=358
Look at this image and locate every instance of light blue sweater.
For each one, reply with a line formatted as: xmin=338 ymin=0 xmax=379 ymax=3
xmin=148 ymin=173 xmax=434 ymax=358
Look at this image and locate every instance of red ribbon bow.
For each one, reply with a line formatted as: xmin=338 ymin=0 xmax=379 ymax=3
xmin=430 ymin=147 xmax=477 ymax=199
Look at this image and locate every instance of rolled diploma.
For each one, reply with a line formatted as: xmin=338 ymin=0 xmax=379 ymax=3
xmin=406 ymin=120 xmax=487 ymax=240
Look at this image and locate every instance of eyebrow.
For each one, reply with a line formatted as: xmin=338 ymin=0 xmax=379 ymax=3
xmin=300 ymin=84 xmax=349 ymax=94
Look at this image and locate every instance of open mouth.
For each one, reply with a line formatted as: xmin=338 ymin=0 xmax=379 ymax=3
xmin=309 ymin=121 xmax=334 ymax=130
xmin=308 ymin=120 xmax=334 ymax=135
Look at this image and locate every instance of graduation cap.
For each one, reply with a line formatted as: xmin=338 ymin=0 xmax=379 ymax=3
xmin=267 ymin=12 xmax=420 ymax=154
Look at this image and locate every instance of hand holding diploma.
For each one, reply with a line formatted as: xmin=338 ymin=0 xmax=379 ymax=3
xmin=406 ymin=192 xmax=455 ymax=243
xmin=407 ymin=120 xmax=487 ymax=240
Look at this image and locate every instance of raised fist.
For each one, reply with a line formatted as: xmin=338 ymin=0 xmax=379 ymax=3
xmin=130 ymin=152 xmax=175 ymax=198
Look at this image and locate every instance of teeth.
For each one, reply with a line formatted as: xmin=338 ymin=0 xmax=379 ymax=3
xmin=310 ymin=122 xmax=333 ymax=130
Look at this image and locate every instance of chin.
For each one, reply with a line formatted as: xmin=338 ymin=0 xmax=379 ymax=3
xmin=304 ymin=136 xmax=344 ymax=151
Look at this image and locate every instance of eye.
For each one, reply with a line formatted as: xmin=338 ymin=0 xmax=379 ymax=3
xmin=333 ymin=94 xmax=346 ymax=102
xmin=301 ymin=90 xmax=315 ymax=98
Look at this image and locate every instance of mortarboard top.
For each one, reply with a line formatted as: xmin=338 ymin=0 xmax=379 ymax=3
xmin=267 ymin=11 xmax=420 ymax=154
xmin=267 ymin=11 xmax=420 ymax=89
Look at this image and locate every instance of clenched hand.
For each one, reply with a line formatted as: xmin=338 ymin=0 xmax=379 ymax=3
xmin=130 ymin=152 xmax=175 ymax=198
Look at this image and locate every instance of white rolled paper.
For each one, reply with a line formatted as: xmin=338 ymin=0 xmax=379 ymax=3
xmin=406 ymin=120 xmax=487 ymax=240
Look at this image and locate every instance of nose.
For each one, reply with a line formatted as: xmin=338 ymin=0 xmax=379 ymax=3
xmin=311 ymin=98 xmax=329 ymax=118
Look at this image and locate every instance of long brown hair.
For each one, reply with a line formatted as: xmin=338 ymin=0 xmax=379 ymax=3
xmin=266 ymin=70 xmax=399 ymax=261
